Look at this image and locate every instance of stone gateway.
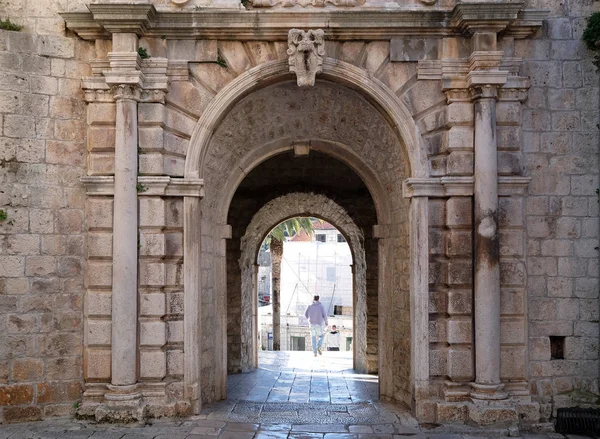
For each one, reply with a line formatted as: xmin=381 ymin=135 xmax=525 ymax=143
xmin=0 ymin=0 xmax=598 ymax=430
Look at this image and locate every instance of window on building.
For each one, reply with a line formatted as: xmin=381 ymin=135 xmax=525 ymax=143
xmin=316 ymin=234 xmax=326 ymax=242
xmin=337 ymin=234 xmax=346 ymax=243
xmin=290 ymin=336 xmax=306 ymax=351
xmin=334 ymin=305 xmax=343 ymax=315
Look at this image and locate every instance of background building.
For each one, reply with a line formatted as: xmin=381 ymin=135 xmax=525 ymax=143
xmin=258 ymin=221 xmax=354 ymax=352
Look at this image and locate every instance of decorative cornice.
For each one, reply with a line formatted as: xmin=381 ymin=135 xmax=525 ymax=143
xmin=61 ymin=5 xmax=547 ymax=41
xmin=81 ymin=176 xmax=205 ymax=197
xmin=402 ymin=176 xmax=530 ymax=198
xmin=251 ymin=0 xmax=365 ymax=7
xmin=451 ymin=1 xmax=525 ymax=36
xmin=87 ymin=3 xmax=156 ymax=36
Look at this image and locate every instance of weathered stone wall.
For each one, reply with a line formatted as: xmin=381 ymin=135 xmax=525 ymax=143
xmin=519 ymin=0 xmax=600 ymax=419
xmin=0 ymin=29 xmax=91 ymax=423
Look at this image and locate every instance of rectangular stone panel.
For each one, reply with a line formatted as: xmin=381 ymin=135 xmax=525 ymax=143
xmin=447 ymin=289 xmax=472 ymax=315
xmin=86 ymin=291 xmax=111 ymax=317
xmin=140 ymin=321 xmax=166 ymax=347
xmin=500 ymin=317 xmax=525 ymax=344
xmin=87 ymin=103 xmax=116 ymax=124
xmin=446 ymin=198 xmax=472 ymax=228
xmin=501 ymin=346 xmax=526 ymax=380
xmin=84 ymin=349 xmax=111 ymax=380
xmin=87 ymin=127 xmax=115 ymax=151
xmin=86 ymin=320 xmax=111 ymax=346
xmin=86 ymin=198 xmax=113 ymax=230
xmin=140 ymin=293 xmax=166 ymax=317
xmin=139 ymin=262 xmax=165 ymax=287
xmin=500 ymin=289 xmax=525 ymax=315
xmin=88 ymin=152 xmax=115 ymax=175
xmin=139 ymin=197 xmax=165 ymax=228
xmin=87 ymin=261 xmax=112 ymax=288
xmin=447 ymin=318 xmax=472 ymax=344
xmin=447 ymin=347 xmax=473 ymax=381
xmin=87 ymin=232 xmax=112 ymax=258
xmin=499 ymin=229 xmax=524 ymax=257
xmin=390 ymin=37 xmax=438 ymax=62
xmin=444 ymin=126 xmax=474 ymax=151
xmin=140 ymin=350 xmax=166 ymax=380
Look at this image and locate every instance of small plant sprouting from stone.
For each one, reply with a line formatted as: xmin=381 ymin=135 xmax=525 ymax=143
xmin=137 ymin=47 xmax=150 ymax=60
xmin=136 ymin=183 xmax=148 ymax=193
xmin=0 ymin=19 xmax=23 ymax=31
xmin=0 ymin=209 xmax=7 ymax=222
xmin=216 ymin=51 xmax=227 ymax=68
xmin=73 ymin=401 xmax=80 ymax=410
xmin=241 ymin=0 xmax=250 ymax=8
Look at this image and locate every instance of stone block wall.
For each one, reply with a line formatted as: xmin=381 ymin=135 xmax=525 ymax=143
xmin=519 ymin=0 xmax=599 ymax=418
xmin=428 ymin=196 xmax=474 ymax=398
xmin=0 ymin=29 xmax=91 ymax=423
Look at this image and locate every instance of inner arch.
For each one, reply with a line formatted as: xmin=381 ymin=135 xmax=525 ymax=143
xmin=238 ymin=193 xmax=368 ymax=373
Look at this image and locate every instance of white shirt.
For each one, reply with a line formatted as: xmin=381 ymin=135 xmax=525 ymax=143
xmin=327 ymin=331 xmax=341 ymax=348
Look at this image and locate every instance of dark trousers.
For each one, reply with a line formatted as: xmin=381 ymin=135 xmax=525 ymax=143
xmin=327 ymin=347 xmax=340 ymax=351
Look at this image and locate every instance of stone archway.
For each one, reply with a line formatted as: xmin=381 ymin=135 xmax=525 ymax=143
xmin=183 ymin=60 xmax=430 ymax=412
xmin=238 ymin=193 xmax=368 ymax=373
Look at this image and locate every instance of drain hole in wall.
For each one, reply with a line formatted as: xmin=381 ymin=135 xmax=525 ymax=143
xmin=550 ymin=336 xmax=565 ymax=360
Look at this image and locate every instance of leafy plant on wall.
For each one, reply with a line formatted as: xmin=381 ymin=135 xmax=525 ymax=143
xmin=583 ymin=12 xmax=600 ymax=68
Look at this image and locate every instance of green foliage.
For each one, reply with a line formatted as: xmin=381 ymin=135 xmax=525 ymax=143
xmin=0 ymin=209 xmax=7 ymax=222
xmin=137 ymin=47 xmax=150 ymax=59
xmin=583 ymin=12 xmax=600 ymax=69
xmin=241 ymin=0 xmax=250 ymax=8
xmin=0 ymin=19 xmax=22 ymax=31
xmin=583 ymin=12 xmax=600 ymax=49
xmin=136 ymin=183 xmax=148 ymax=193
xmin=216 ymin=51 xmax=227 ymax=68
xmin=264 ymin=217 xmax=321 ymax=249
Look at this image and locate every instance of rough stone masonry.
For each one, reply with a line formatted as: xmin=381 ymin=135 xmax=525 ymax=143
xmin=0 ymin=0 xmax=597 ymax=430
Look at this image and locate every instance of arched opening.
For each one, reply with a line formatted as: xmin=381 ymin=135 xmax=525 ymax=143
xmin=228 ymin=151 xmax=376 ymax=377
xmin=184 ymin=69 xmax=428 ymax=411
xmin=257 ymin=218 xmax=354 ymax=362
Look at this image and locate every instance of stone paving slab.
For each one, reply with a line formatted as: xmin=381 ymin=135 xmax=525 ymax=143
xmin=0 ymin=418 xmax=577 ymax=439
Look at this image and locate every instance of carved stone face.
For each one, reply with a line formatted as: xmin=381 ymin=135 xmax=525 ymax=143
xmin=287 ymin=29 xmax=325 ymax=87
xmin=294 ymin=29 xmax=321 ymax=53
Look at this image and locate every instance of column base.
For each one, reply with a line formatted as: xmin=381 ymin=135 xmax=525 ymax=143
xmin=95 ymin=384 xmax=146 ymax=424
xmin=470 ymin=382 xmax=508 ymax=400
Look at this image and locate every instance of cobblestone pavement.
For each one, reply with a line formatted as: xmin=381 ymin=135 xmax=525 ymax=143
xmin=0 ymin=353 xmax=582 ymax=439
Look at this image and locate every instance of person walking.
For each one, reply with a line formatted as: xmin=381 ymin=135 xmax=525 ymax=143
xmin=326 ymin=325 xmax=341 ymax=351
xmin=304 ymin=295 xmax=328 ymax=357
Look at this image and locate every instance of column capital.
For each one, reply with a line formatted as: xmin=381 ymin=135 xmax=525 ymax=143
xmin=469 ymin=83 xmax=500 ymax=101
xmin=112 ymin=84 xmax=142 ymax=102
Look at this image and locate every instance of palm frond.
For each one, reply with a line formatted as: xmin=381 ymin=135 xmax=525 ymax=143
xmin=264 ymin=217 xmax=320 ymax=248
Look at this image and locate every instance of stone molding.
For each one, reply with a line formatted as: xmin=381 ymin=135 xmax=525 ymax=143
xmin=251 ymin=0 xmax=365 ymax=7
xmin=80 ymin=176 xmax=205 ymax=197
xmin=61 ymin=4 xmax=546 ymax=41
xmin=402 ymin=176 xmax=531 ymax=198
xmin=287 ymin=29 xmax=325 ymax=87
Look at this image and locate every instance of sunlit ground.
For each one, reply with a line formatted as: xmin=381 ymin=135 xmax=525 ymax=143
xmin=227 ymin=351 xmax=378 ymax=403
